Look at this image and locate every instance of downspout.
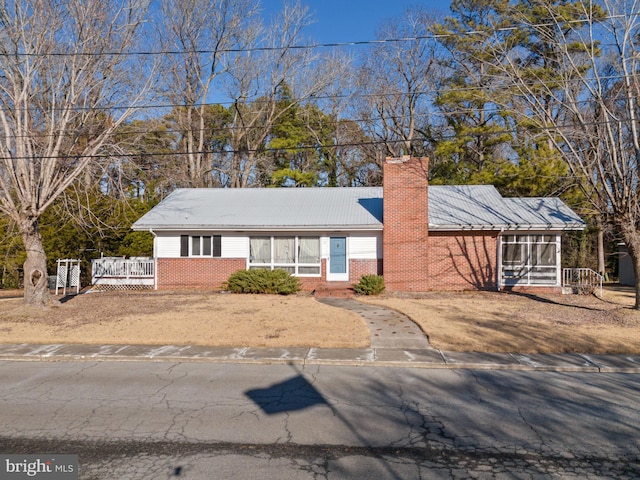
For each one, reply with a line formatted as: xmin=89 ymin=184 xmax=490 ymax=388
xmin=149 ymin=229 xmax=158 ymax=290
xmin=496 ymin=230 xmax=502 ymax=292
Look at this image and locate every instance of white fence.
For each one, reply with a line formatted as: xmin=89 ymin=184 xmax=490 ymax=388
xmin=562 ymin=268 xmax=603 ymax=297
xmin=92 ymin=257 xmax=155 ymax=288
xmin=56 ymin=259 xmax=81 ymax=295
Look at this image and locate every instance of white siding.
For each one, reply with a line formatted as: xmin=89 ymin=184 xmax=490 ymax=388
xmin=154 ymin=231 xmax=381 ymax=260
xmin=155 ymin=233 xmax=248 ymax=259
xmin=156 ymin=234 xmax=181 ymax=258
xmin=349 ymin=233 xmax=381 ymax=259
xmin=222 ymin=236 xmax=248 ymax=258
xmin=320 ymin=236 xmax=330 ymax=259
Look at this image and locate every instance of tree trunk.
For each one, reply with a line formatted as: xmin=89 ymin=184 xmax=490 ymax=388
xmin=619 ymin=219 xmax=640 ymax=310
xmin=20 ymin=217 xmax=51 ymax=307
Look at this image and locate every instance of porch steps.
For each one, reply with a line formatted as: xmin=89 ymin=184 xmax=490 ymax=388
xmin=313 ymin=283 xmax=355 ymax=298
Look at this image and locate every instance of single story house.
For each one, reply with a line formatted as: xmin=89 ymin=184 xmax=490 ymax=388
xmin=132 ymin=157 xmax=585 ymax=292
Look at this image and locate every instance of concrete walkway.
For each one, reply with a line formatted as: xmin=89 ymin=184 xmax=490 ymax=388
xmin=0 ymin=296 xmax=639 ymax=372
xmin=317 ymin=297 xmax=431 ymax=349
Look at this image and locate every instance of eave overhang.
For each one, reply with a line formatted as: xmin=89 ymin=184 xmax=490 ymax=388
xmin=428 ymin=223 xmax=586 ymax=232
xmin=132 ymin=224 xmax=384 ymax=232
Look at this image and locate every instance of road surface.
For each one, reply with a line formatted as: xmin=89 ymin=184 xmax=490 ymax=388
xmin=1 ymin=361 xmax=638 ymax=479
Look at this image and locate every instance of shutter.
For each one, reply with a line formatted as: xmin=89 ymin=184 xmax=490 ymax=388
xmin=180 ymin=235 xmax=189 ymax=257
xmin=212 ymin=235 xmax=222 ymax=257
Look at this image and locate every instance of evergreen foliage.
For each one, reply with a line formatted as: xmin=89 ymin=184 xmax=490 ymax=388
xmin=224 ymin=269 xmax=302 ymax=295
xmin=353 ymin=275 xmax=386 ymax=296
xmin=0 ymin=187 xmax=155 ymax=289
xmin=0 ymin=217 xmax=25 ymax=288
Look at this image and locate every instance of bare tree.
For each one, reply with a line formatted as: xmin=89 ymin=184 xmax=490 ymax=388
xmin=492 ymin=0 xmax=640 ymax=306
xmin=355 ymin=7 xmax=444 ymax=167
xmin=221 ymin=0 xmax=349 ymax=187
xmin=316 ymin=71 xmax=376 ymax=187
xmin=0 ymin=0 xmax=151 ymax=306
xmin=157 ymin=0 xmax=259 ymax=188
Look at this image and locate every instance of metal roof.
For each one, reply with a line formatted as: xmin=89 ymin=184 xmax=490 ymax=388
xmin=427 ymin=185 xmax=585 ymax=231
xmin=132 ymin=185 xmax=585 ymax=232
xmin=132 ymin=187 xmax=383 ymax=231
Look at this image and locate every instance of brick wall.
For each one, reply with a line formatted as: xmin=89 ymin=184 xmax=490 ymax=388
xmin=428 ymin=232 xmax=498 ymax=290
xmin=158 ymin=258 xmax=338 ymax=292
xmin=157 ymin=258 xmax=245 ymax=290
xmin=382 ymin=157 xmax=430 ymax=291
xmin=350 ymin=259 xmax=382 ymax=280
xmin=297 ymin=259 xmax=327 ymax=291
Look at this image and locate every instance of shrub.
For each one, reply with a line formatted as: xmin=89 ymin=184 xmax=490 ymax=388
xmin=353 ymin=274 xmax=385 ymax=295
xmin=224 ymin=268 xmax=301 ymax=295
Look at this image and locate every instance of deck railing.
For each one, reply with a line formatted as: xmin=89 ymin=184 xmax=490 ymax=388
xmin=91 ymin=257 xmax=155 ymax=287
xmin=562 ymin=268 xmax=603 ymax=297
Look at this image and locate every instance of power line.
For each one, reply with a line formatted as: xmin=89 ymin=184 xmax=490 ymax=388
xmin=0 ymin=116 xmax=633 ymax=163
xmin=1 ymin=69 xmax=635 ymax=116
xmin=2 ymin=79 xmax=638 ymax=143
xmin=1 ymin=95 xmax=631 ymax=143
xmin=0 ymin=12 xmax=634 ymax=58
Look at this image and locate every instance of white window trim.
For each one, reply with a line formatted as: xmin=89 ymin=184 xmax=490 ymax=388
xmin=326 ymin=235 xmax=349 ymax=282
xmin=248 ymin=235 xmax=321 ymax=277
xmin=181 ymin=234 xmax=222 ymax=258
xmin=500 ymin=233 xmax=561 ymax=287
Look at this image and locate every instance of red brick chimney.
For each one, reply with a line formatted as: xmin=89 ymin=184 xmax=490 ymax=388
xmin=383 ymin=156 xmax=430 ymax=291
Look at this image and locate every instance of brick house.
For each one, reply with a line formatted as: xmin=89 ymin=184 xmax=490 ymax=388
xmin=131 ymin=157 xmax=584 ymax=292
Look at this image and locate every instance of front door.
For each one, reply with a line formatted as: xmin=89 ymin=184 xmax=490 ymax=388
xmin=328 ymin=237 xmax=348 ymax=281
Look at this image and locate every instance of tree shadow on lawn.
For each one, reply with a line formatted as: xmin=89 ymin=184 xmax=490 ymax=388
xmin=455 ymin=317 xmax=619 ymax=354
xmin=416 ymin=296 xmax=638 ymax=353
xmin=504 ymin=290 xmax=607 ymax=312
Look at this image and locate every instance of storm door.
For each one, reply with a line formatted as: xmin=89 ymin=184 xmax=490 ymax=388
xmin=328 ymin=237 xmax=348 ymax=281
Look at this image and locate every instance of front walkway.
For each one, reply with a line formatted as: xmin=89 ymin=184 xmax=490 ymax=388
xmin=317 ymin=297 xmax=431 ymax=349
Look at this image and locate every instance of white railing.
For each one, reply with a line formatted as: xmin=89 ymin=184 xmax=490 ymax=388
xmin=92 ymin=257 xmax=155 ymax=287
xmin=562 ymin=268 xmax=603 ymax=297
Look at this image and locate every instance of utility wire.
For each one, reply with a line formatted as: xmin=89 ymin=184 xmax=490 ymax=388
xmin=1 ymin=70 xmax=636 ymax=115
xmin=1 ymin=81 xmax=637 ymax=143
xmin=1 ymin=97 xmax=634 ymax=142
xmin=0 ymin=116 xmax=631 ymax=162
xmin=0 ymin=12 xmax=634 ymax=58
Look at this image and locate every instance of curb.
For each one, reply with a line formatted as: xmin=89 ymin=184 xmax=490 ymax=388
xmin=1 ymin=344 xmax=639 ymax=373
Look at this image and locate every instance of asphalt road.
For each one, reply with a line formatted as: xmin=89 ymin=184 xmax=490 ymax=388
xmin=1 ymin=361 xmax=638 ymax=479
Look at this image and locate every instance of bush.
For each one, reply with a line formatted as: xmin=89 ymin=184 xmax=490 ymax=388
xmin=224 ymin=268 xmax=301 ymax=295
xmin=353 ymin=274 xmax=385 ymax=295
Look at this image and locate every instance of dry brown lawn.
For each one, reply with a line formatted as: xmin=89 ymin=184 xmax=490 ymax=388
xmin=0 ymin=285 xmax=639 ymax=354
xmin=359 ymin=286 xmax=640 ymax=354
xmin=0 ymin=291 xmax=369 ymax=349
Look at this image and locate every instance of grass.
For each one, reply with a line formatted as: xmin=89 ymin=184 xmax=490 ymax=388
xmin=0 ymin=285 xmax=638 ymax=354
xmin=358 ymin=286 xmax=640 ymax=354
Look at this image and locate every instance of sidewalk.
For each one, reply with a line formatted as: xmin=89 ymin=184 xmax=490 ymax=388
xmin=1 ymin=343 xmax=639 ymax=372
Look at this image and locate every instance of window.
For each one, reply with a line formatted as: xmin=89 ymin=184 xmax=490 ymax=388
xmin=180 ymin=235 xmax=221 ymax=257
xmin=249 ymin=236 xmax=321 ymax=276
xmin=501 ymin=234 xmax=559 ymax=286
xmin=249 ymin=237 xmax=271 ymax=264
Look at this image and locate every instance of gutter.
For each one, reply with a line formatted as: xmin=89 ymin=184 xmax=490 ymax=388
xmin=428 ymin=223 xmax=585 ymax=232
xmin=133 ymin=224 xmax=384 ymax=232
xmin=496 ymin=228 xmax=504 ymax=292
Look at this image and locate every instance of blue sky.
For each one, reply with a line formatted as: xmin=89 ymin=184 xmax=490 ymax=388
xmin=263 ymin=0 xmax=452 ymax=44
